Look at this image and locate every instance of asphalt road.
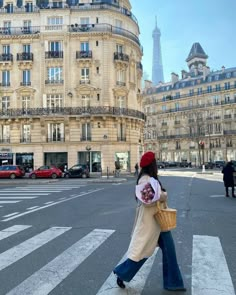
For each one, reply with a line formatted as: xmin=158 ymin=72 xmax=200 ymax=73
xmin=0 ymin=173 xmax=235 ymax=295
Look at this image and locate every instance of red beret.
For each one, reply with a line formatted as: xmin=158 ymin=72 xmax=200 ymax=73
xmin=140 ymin=151 xmax=155 ymax=168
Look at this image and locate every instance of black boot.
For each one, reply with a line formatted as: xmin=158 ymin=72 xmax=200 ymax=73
xmin=113 ymin=271 xmax=126 ymax=289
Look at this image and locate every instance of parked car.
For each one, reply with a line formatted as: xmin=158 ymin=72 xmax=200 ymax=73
xmin=0 ymin=165 xmax=25 ymax=179
xmin=214 ymin=161 xmax=226 ymax=168
xmin=167 ymin=161 xmax=178 ymax=167
xmin=204 ymin=162 xmax=214 ymax=169
xmin=64 ymin=164 xmax=90 ymax=178
xmin=179 ymin=160 xmax=192 ymax=168
xmin=29 ymin=165 xmax=62 ymax=179
xmin=157 ymin=161 xmax=166 ymax=169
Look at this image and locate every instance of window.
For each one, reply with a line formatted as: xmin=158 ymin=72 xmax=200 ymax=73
xmin=46 ymin=94 xmax=63 ymax=108
xmin=189 ymin=89 xmax=194 ymax=96
xmin=96 ymin=67 xmax=99 ymax=74
xmin=80 ymin=17 xmax=89 ymax=25
xmin=49 ymin=41 xmax=62 ymax=52
xmin=188 ymin=100 xmax=193 ymax=107
xmin=115 ymin=19 xmax=123 ymax=28
xmin=212 ymin=95 xmax=220 ymax=105
xmin=81 ymin=95 xmax=90 ymax=107
xmin=81 ymin=42 xmax=89 ymax=52
xmin=3 ymin=21 xmax=11 ymax=34
xmin=225 ymin=82 xmax=230 ymax=90
xmin=197 ymin=87 xmax=202 ymax=95
xmin=1 ymin=125 xmax=10 ymax=142
xmin=207 ymin=85 xmax=212 ymax=93
xmin=226 ymin=72 xmax=231 ymax=78
xmin=116 ymin=44 xmax=123 ymax=53
xmin=2 ymin=70 xmax=10 ymax=86
xmin=81 ymin=68 xmax=90 ymax=83
xmin=118 ymin=123 xmax=126 ymax=141
xmin=2 ymin=96 xmax=10 ymax=113
xmin=116 ymin=96 xmax=126 ymax=108
xmin=48 ymin=123 xmax=64 ymax=142
xmin=81 ymin=123 xmax=91 ymax=141
xmin=22 ymin=70 xmax=31 ymax=85
xmin=116 ymin=69 xmax=126 ymax=86
xmin=175 ymin=92 xmax=180 ymax=98
xmin=162 ymin=105 xmax=166 ymax=112
xmin=23 ymin=44 xmax=31 ymax=53
xmin=2 ymin=45 xmax=10 ymax=54
xmin=22 ymin=124 xmax=31 ymax=142
xmin=96 ymin=41 xmax=99 ymax=46
xmin=215 ymin=84 xmax=221 ymax=91
xmin=22 ymin=96 xmax=30 ymax=112
xmin=25 ymin=2 xmax=33 ymax=12
xmin=175 ymin=102 xmax=180 ymax=111
xmin=47 ymin=17 xmax=63 ymax=25
xmin=47 ymin=67 xmax=62 ymax=83
xmin=5 ymin=3 xmax=13 ymax=13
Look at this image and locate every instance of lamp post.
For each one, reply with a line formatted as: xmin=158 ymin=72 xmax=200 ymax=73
xmin=86 ymin=145 xmax=91 ymax=172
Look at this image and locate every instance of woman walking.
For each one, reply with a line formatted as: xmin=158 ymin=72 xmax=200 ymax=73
xmin=113 ymin=151 xmax=186 ymax=292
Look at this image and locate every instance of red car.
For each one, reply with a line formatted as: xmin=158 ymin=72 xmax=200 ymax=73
xmin=0 ymin=165 xmax=25 ymax=179
xmin=29 ymin=165 xmax=62 ymax=179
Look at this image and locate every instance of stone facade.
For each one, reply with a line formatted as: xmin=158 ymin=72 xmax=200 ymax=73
xmin=143 ymin=43 xmax=236 ymax=166
xmin=0 ymin=0 xmax=145 ymax=173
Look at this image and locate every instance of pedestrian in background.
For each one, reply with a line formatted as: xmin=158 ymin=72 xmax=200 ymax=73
xmin=113 ymin=151 xmax=186 ymax=292
xmin=134 ymin=162 xmax=139 ymax=177
xmin=222 ymin=161 xmax=235 ymax=198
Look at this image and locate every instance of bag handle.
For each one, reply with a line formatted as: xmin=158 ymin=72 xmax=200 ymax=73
xmin=156 ymin=201 xmax=168 ymax=212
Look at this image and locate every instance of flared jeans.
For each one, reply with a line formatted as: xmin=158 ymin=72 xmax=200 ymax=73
xmin=113 ymin=231 xmax=185 ymax=290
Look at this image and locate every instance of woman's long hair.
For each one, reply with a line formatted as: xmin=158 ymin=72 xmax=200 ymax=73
xmin=136 ymin=159 xmax=165 ymax=191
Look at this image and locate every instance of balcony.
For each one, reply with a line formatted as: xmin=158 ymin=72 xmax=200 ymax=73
xmin=81 ymin=136 xmax=91 ymax=141
xmin=20 ymin=137 xmax=31 ymax=143
xmin=114 ymin=52 xmax=129 ymax=63
xmin=0 ymin=138 xmax=10 ymax=143
xmin=224 ymin=130 xmax=236 ymax=135
xmin=17 ymin=52 xmax=34 ymax=61
xmin=117 ymin=137 xmax=126 ymax=142
xmin=0 ymin=82 xmax=10 ymax=87
xmin=116 ymin=81 xmax=126 ymax=87
xmin=0 ymin=26 xmax=40 ymax=35
xmin=45 ymin=51 xmax=63 ymax=59
xmin=80 ymin=80 xmax=90 ymax=84
xmin=174 ymin=121 xmax=181 ymax=125
xmin=45 ymin=80 xmax=64 ymax=85
xmin=76 ymin=50 xmax=92 ymax=59
xmin=0 ymin=53 xmax=13 ymax=62
xmin=224 ymin=114 xmax=232 ymax=119
xmin=20 ymin=82 xmax=31 ymax=86
xmin=47 ymin=137 xmax=65 ymax=142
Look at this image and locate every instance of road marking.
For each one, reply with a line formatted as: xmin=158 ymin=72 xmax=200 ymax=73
xmin=27 ymin=206 xmax=39 ymax=210
xmin=0 ymin=193 xmax=49 ymax=196
xmin=3 ymin=212 xmax=19 ymax=218
xmin=209 ymin=195 xmax=225 ymax=198
xmin=44 ymin=201 xmax=54 ymax=205
xmin=192 ymin=235 xmax=235 ymax=295
xmin=0 ymin=201 xmax=20 ymax=204
xmin=97 ymin=248 xmax=158 ymax=295
xmin=2 ymin=190 xmax=61 ymax=193
xmin=0 ymin=197 xmax=37 ymax=199
xmin=6 ymin=229 xmax=115 ymax=295
xmin=0 ymin=227 xmax=71 ymax=272
xmin=0 ymin=225 xmax=31 ymax=241
xmin=1 ymin=188 xmax=104 ymax=222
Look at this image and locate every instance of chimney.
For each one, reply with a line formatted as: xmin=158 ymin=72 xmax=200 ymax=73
xmin=222 ymin=66 xmax=225 ymax=73
xmin=181 ymin=70 xmax=187 ymax=79
xmin=171 ymin=72 xmax=179 ymax=84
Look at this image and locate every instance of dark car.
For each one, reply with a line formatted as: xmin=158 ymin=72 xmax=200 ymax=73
xmin=64 ymin=164 xmax=90 ymax=178
xmin=157 ymin=161 xmax=166 ymax=169
xmin=204 ymin=162 xmax=214 ymax=169
xmin=0 ymin=165 xmax=25 ymax=179
xmin=179 ymin=160 xmax=191 ymax=168
xmin=92 ymin=162 xmax=101 ymax=172
xmin=214 ymin=160 xmax=226 ymax=168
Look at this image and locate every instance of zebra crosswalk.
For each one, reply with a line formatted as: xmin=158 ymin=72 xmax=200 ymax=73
xmin=0 ymin=224 xmax=235 ymax=294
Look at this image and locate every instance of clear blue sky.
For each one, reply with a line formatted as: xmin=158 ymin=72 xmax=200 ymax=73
xmin=132 ymin=0 xmax=236 ymax=82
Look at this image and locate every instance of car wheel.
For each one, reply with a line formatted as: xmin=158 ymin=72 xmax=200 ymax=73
xmin=31 ymin=173 xmax=36 ymax=179
xmin=51 ymin=173 xmax=57 ymax=179
xmin=82 ymin=173 xmax=87 ymax=179
xmin=64 ymin=173 xmax=70 ymax=178
xmin=9 ymin=173 xmax=16 ymax=179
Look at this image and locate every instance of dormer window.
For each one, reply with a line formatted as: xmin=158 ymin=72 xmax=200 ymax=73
xmin=5 ymin=3 xmax=13 ymax=13
xmin=25 ymin=2 xmax=33 ymax=12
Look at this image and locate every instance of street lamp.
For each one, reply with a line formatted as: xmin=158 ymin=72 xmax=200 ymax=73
xmin=86 ymin=145 xmax=91 ymax=172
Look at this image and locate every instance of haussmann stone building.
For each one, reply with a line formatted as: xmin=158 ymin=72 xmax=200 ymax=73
xmin=0 ymin=0 xmax=145 ymax=173
xmin=143 ymin=42 xmax=236 ymax=166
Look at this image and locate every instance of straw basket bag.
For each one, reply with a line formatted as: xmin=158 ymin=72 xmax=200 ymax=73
xmin=154 ymin=201 xmax=177 ymax=232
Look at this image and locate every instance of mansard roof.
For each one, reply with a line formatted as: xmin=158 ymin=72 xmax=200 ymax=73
xmin=186 ymin=42 xmax=208 ymax=62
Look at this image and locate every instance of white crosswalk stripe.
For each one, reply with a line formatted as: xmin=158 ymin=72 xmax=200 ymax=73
xmin=0 ymin=225 xmax=235 ymax=295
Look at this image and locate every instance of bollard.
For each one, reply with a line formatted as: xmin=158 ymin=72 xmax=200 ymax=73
xmin=107 ymin=167 xmax=109 ymax=179
xmin=202 ymin=164 xmax=205 ymax=173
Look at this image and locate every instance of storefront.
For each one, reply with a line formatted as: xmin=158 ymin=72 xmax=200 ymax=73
xmin=0 ymin=152 xmax=13 ymax=165
xmin=16 ymin=153 xmax=34 ymax=172
xmin=77 ymin=151 xmax=101 ymax=172
xmin=115 ymin=152 xmax=130 ymax=172
xmin=44 ymin=152 xmax=67 ymax=170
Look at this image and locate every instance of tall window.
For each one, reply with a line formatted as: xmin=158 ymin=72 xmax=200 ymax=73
xmin=47 ymin=17 xmax=63 ymax=25
xmin=81 ymin=68 xmax=90 ymax=83
xmin=25 ymin=2 xmax=33 ymax=12
xmin=118 ymin=123 xmax=126 ymax=141
xmin=81 ymin=42 xmax=89 ymax=52
xmin=116 ymin=44 xmax=123 ymax=53
xmin=80 ymin=17 xmax=89 ymax=25
xmin=47 ymin=67 xmax=62 ymax=83
xmin=22 ymin=96 xmax=30 ymax=113
xmin=1 ymin=125 xmax=10 ymax=142
xmin=22 ymin=70 xmax=31 ymax=85
xmin=48 ymin=123 xmax=64 ymax=142
xmin=47 ymin=94 xmax=63 ymax=108
xmin=207 ymin=85 xmax=212 ymax=93
xmin=81 ymin=123 xmax=91 ymax=141
xmin=81 ymin=95 xmax=90 ymax=107
xmin=5 ymin=3 xmax=13 ymax=13
xmin=23 ymin=44 xmax=31 ymax=53
xmin=2 ymin=96 xmax=10 ymax=113
xmin=2 ymin=71 xmax=10 ymax=86
xmin=116 ymin=96 xmax=126 ymax=108
xmin=3 ymin=21 xmax=11 ymax=34
xmin=116 ymin=69 xmax=125 ymax=86
xmin=49 ymin=41 xmax=62 ymax=52
xmin=225 ymin=82 xmax=230 ymax=90
xmin=2 ymin=45 xmax=10 ymax=54
xmin=22 ymin=124 xmax=31 ymax=142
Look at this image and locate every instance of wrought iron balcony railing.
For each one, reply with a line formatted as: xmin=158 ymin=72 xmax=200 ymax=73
xmin=0 ymin=82 xmax=10 ymax=87
xmin=0 ymin=107 xmax=146 ymax=120
xmin=114 ymin=52 xmax=129 ymax=62
xmin=20 ymin=137 xmax=31 ymax=143
xmin=45 ymin=51 xmax=63 ymax=59
xmin=81 ymin=136 xmax=91 ymax=141
xmin=17 ymin=52 xmax=34 ymax=61
xmin=0 ymin=53 xmax=13 ymax=62
xmin=47 ymin=137 xmax=65 ymax=142
xmin=116 ymin=81 xmax=126 ymax=87
xmin=76 ymin=50 xmax=92 ymax=59
xmin=20 ymin=82 xmax=31 ymax=86
xmin=117 ymin=137 xmax=126 ymax=142
xmin=0 ymin=138 xmax=10 ymax=143
xmin=80 ymin=80 xmax=90 ymax=84
xmin=0 ymin=26 xmax=40 ymax=35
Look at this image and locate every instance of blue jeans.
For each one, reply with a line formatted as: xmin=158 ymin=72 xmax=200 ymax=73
xmin=113 ymin=231 xmax=184 ymax=289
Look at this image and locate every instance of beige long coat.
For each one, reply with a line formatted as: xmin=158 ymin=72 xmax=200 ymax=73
xmin=127 ymin=175 xmax=163 ymax=262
